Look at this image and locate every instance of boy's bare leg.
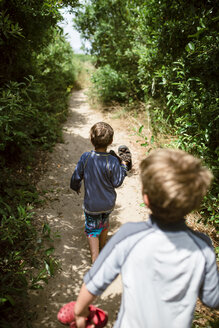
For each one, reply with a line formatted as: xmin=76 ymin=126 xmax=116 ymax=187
xmin=99 ymin=229 xmax=108 ymax=251
xmin=87 ymin=236 xmax=99 ymax=263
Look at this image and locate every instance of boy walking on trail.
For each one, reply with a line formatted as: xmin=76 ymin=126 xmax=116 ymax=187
xmin=69 ymin=149 xmax=219 ymax=328
xmin=70 ymin=122 xmax=131 ymax=263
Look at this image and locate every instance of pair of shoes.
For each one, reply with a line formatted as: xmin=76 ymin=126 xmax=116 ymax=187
xmin=109 ymin=145 xmax=132 ymax=171
xmin=118 ymin=145 xmax=132 ymax=171
xmin=57 ymin=301 xmax=108 ymax=328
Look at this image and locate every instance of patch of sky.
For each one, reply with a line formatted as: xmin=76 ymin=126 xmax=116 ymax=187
xmin=59 ymin=7 xmax=91 ymax=54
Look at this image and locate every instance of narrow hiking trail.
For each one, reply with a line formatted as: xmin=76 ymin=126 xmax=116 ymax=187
xmin=28 ymin=90 xmax=150 ymax=327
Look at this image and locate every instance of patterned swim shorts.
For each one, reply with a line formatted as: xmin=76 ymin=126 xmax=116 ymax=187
xmin=84 ymin=212 xmax=110 ymax=237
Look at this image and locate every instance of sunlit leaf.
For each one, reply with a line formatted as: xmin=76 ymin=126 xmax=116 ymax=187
xmin=185 ymin=42 xmax=195 ymax=52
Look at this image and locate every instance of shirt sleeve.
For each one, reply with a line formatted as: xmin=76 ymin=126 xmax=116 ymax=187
xmin=70 ymin=155 xmax=85 ymax=192
xmin=109 ymin=158 xmax=127 ymax=188
xmin=84 ymin=234 xmax=124 ymax=295
xmin=83 ymin=222 xmax=148 ymax=296
xmin=199 ymin=246 xmax=219 ymax=309
xmin=83 ymin=223 xmax=133 ymax=295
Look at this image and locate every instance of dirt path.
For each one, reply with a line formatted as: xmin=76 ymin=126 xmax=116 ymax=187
xmin=29 ymin=90 xmax=150 ymax=327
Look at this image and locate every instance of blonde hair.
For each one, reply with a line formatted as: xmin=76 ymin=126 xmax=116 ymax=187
xmin=140 ymin=149 xmax=213 ymax=222
xmin=90 ymin=122 xmax=114 ymax=148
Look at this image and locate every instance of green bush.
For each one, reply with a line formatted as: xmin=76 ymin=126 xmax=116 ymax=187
xmin=0 ymin=29 xmax=77 ymax=166
xmin=0 ymin=2 xmax=79 ymax=324
xmin=91 ymin=65 xmax=129 ymax=103
xmin=36 ymin=29 xmax=77 ymax=115
xmin=0 ymin=204 xmax=59 ymax=326
xmin=0 ymin=206 xmax=35 ymax=313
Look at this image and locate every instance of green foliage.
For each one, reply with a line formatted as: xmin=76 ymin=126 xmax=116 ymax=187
xmin=74 ymin=0 xmax=141 ymax=98
xmin=0 ymin=204 xmax=59 ymax=324
xmin=0 ymin=0 xmax=80 ymax=325
xmin=0 ymin=0 xmax=59 ymax=84
xmin=36 ymin=29 xmax=76 ymax=112
xmin=0 ymin=206 xmax=34 ymax=314
xmin=0 ymin=78 xmax=47 ymax=162
xmin=134 ymin=125 xmax=149 ymax=148
xmin=91 ymin=65 xmax=129 ymax=103
xmin=0 ymin=0 xmax=80 ymax=84
xmin=0 ymin=3 xmax=78 ymax=168
xmin=0 ymin=30 xmax=77 ymax=165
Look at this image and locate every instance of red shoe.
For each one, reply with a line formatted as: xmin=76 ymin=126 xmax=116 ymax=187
xmin=57 ymin=301 xmax=108 ymax=328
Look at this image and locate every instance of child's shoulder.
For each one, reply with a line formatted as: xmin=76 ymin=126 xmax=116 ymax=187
xmin=108 ymin=152 xmax=122 ymax=166
xmin=80 ymin=151 xmax=91 ymax=159
xmin=112 ymin=221 xmax=152 ymax=244
xmin=187 ymin=227 xmax=213 ymax=249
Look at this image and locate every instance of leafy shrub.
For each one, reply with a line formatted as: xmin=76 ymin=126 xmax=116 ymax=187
xmin=0 ymin=76 xmax=55 ymax=164
xmin=0 ymin=29 xmax=77 ymax=166
xmin=91 ymin=65 xmax=129 ymax=103
xmin=0 ymin=205 xmax=59 ymax=325
xmin=36 ymin=29 xmax=77 ymax=116
xmin=0 ymin=206 xmax=35 ymax=314
xmin=0 ymin=2 xmax=79 ymax=324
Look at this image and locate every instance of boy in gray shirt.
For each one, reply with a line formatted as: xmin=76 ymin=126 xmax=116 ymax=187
xmin=70 ymin=149 xmax=219 ymax=327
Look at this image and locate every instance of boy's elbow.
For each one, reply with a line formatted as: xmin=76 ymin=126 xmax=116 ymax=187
xmin=70 ymin=180 xmax=75 ymax=190
xmin=112 ymin=172 xmax=127 ymax=188
xmin=202 ymin=298 xmax=219 ymax=309
xmin=113 ymin=179 xmax=125 ymax=188
xmin=70 ymin=179 xmax=81 ymax=191
xmin=200 ymin=289 xmax=219 ymax=309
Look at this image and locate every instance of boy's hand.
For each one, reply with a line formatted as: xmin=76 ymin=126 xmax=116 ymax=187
xmin=76 ymin=189 xmax=81 ymax=195
xmin=121 ymin=160 xmax=128 ymax=167
xmin=109 ymin=150 xmax=122 ymax=164
xmin=75 ymin=308 xmax=95 ymax=328
xmin=74 ymin=284 xmax=97 ymax=328
xmin=75 ymin=316 xmax=95 ymax=328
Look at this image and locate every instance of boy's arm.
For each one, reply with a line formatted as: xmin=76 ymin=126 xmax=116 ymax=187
xmin=70 ymin=156 xmax=85 ymax=193
xmin=74 ymin=223 xmax=148 ymax=326
xmin=199 ymin=248 xmax=219 ymax=309
xmin=84 ymin=222 xmax=143 ymax=294
xmin=73 ymin=226 xmax=129 ymax=326
xmin=110 ymin=160 xmax=128 ymax=188
xmin=74 ymin=283 xmax=96 ymax=328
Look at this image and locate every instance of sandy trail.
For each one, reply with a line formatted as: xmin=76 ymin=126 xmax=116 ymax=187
xmin=29 ymin=90 xmax=150 ymax=327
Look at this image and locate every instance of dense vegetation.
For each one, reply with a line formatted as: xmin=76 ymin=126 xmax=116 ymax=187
xmin=0 ymin=0 xmax=80 ymax=325
xmin=74 ymin=0 xmax=219 ymax=231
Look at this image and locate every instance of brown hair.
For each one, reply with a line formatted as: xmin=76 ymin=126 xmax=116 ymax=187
xmin=140 ymin=148 xmax=213 ymax=222
xmin=90 ymin=122 xmax=114 ymax=148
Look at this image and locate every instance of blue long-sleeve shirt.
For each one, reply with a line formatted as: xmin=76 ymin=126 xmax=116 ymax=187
xmin=70 ymin=150 xmax=127 ymax=214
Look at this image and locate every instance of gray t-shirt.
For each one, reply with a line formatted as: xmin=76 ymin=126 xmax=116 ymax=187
xmin=84 ymin=216 xmax=219 ymax=328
